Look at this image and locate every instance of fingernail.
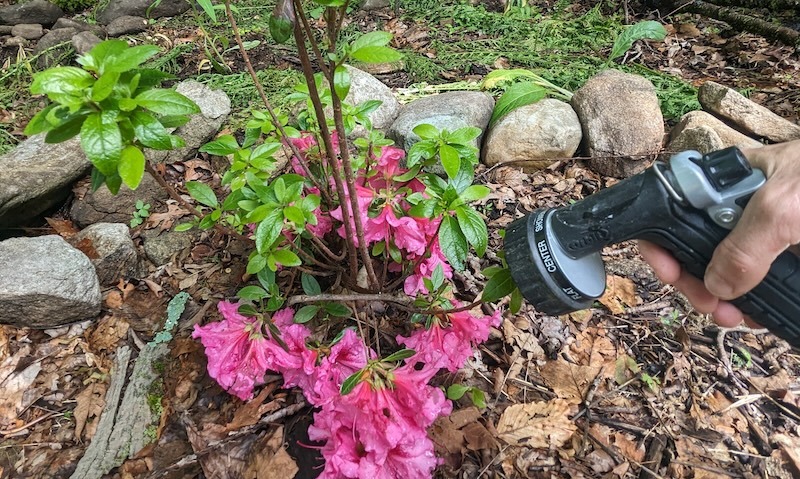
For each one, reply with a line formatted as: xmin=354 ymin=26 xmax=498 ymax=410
xmin=705 ymin=269 xmax=734 ymax=299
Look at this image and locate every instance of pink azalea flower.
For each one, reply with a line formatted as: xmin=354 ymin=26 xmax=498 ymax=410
xmin=403 ymin=240 xmax=452 ymax=296
xmin=397 ymin=306 xmax=502 ymax=373
xmin=193 ymin=302 xmax=297 ymax=400
xmin=329 ymin=184 xmax=375 ymax=244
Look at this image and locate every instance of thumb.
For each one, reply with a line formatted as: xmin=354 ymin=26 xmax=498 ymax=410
xmin=705 ymin=179 xmax=800 ymax=299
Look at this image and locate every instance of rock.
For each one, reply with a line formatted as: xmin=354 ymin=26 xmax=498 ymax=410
xmin=482 ymin=98 xmax=582 ymax=170
xmin=70 ymin=172 xmax=168 ymax=227
xmin=667 ymin=110 xmax=761 ymax=154
xmin=4 ymin=35 xmax=27 ymax=47
xmin=0 ymin=235 xmax=101 ymax=328
xmin=388 ymin=91 xmax=495 ymax=151
xmin=71 ymin=31 xmax=102 ymax=55
xmin=106 ymin=15 xmax=148 ymax=37
xmin=74 ymin=223 xmax=143 ymax=285
xmin=0 ymin=0 xmax=63 ymax=27
xmin=33 ymin=27 xmax=77 ymax=68
xmin=0 ymin=135 xmax=90 ymax=228
xmin=146 ymin=81 xmax=232 ymax=164
xmin=141 ymin=228 xmax=194 ymax=265
xmin=52 ymin=17 xmax=106 ymax=37
xmin=698 ymin=81 xmax=800 ymax=143
xmin=11 ymin=23 xmax=43 ymax=40
xmin=361 ymin=0 xmax=391 ymax=10
xmin=571 ymin=69 xmax=664 ymax=178
xmin=96 ymin=0 xmax=191 ymax=25
xmin=344 ymin=65 xmax=401 ymax=137
xmin=0 ymin=25 xmax=12 ymax=35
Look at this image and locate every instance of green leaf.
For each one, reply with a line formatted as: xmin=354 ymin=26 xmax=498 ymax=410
xmin=438 ymin=216 xmax=467 ymax=271
xmin=350 ymin=46 xmax=403 ymax=64
xmin=459 ymin=185 xmax=490 ymax=203
xmin=130 ymin=110 xmax=172 ymax=150
xmin=610 ymin=20 xmax=667 ymax=61
xmin=283 ymin=205 xmax=305 ymax=225
xmin=237 ymin=285 xmax=269 ymax=301
xmin=455 ymin=205 xmax=487 ymax=257
xmin=446 ymin=126 xmax=481 ymax=145
xmin=439 ymin=143 xmax=460 ymax=179
xmin=247 ymin=253 xmax=268 ymax=274
xmin=481 ymin=268 xmax=516 ymax=302
xmin=44 ymin=114 xmax=85 ymax=143
xmin=446 ymin=383 xmax=469 ymax=400
xmin=324 ymin=302 xmax=351 ymax=317
xmin=490 ymin=81 xmax=546 ymax=127
xmin=509 ymin=287 xmax=523 ymax=314
xmin=200 ymin=134 xmax=240 ymax=156
xmin=135 ymin=89 xmax=201 ymax=116
xmin=106 ymin=45 xmax=160 ymax=72
xmin=333 ymin=65 xmax=351 ymax=101
xmin=352 ymin=31 xmax=392 ymax=52
xmin=31 ymin=67 xmax=94 ymax=102
xmin=174 ymin=222 xmax=194 ymax=232
xmin=105 ymin=173 xmax=122 ymax=194
xmin=272 ymin=249 xmax=301 ymax=267
xmin=301 ymin=273 xmax=322 ymax=295
xmin=91 ymin=71 xmax=119 ymax=102
xmin=197 ymin=0 xmax=216 ymax=22
xmin=118 ymin=146 xmax=146 ymax=189
xmin=431 ymin=264 xmax=444 ymax=290
xmin=80 ymin=112 xmax=122 ymax=176
xmin=411 ymin=123 xmax=439 ymax=140
xmin=119 ymin=98 xmax=137 ymax=111
xmin=383 ymin=348 xmax=416 ymax=362
xmin=470 ymin=388 xmax=486 ymax=408
xmin=340 ymin=369 xmax=364 ymax=395
xmin=255 ymin=208 xmax=284 ymax=253
xmin=294 ymin=305 xmax=320 ymax=324
xmin=186 ymin=181 xmax=218 ymax=207
xmin=23 ymin=104 xmax=57 ymax=136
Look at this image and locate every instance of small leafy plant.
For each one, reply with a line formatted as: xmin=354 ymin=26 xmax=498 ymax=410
xmin=25 ymin=40 xmax=199 ymax=194
xmin=130 ymin=200 xmax=151 ymax=228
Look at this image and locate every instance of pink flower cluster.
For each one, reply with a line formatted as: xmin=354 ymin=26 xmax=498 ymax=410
xmin=289 ymin=136 xmax=451 ymax=296
xmin=194 ymin=299 xmax=501 ymax=478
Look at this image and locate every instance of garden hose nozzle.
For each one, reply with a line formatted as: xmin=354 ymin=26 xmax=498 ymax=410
xmin=503 ymin=147 xmax=800 ymax=348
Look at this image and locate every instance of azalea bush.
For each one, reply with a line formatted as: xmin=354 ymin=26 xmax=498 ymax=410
xmin=25 ymin=0 xmax=506 ymax=476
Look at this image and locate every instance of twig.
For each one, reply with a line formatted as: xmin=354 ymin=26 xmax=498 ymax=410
xmin=0 ymin=412 xmax=61 ymax=437
xmin=288 ymin=293 xmax=413 ymax=307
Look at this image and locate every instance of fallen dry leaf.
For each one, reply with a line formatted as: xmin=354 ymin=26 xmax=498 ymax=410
xmin=45 ymin=218 xmax=80 ymax=238
xmin=74 ymin=382 xmax=107 ymax=441
xmin=539 ymin=360 xmax=600 ymax=404
xmin=430 ymin=407 xmax=484 ymax=455
xmin=89 ymin=315 xmax=130 ymax=352
xmin=774 ymin=434 xmax=800 ymax=475
xmin=225 ymin=383 xmax=279 ymax=432
xmin=244 ymin=426 xmax=299 ymax=479
xmin=105 ymin=291 xmax=124 ymax=309
xmin=496 ymin=399 xmax=578 ymax=449
xmin=0 ymin=345 xmax=41 ymax=429
xmin=598 ymin=275 xmax=638 ymax=315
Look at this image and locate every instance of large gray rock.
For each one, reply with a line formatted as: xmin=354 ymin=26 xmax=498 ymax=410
xmin=33 ymin=27 xmax=77 ymax=68
xmin=0 ymin=0 xmax=63 ymax=27
xmin=667 ymin=110 xmax=762 ymax=154
xmin=70 ymin=172 xmax=168 ymax=227
xmin=11 ymin=23 xmax=44 ymax=40
xmin=106 ymin=15 xmax=148 ymax=37
xmin=571 ymin=69 xmax=664 ymax=178
xmin=74 ymin=223 xmax=143 ymax=285
xmin=482 ymin=98 xmax=582 ymax=170
xmin=72 ymin=30 xmax=102 ymax=55
xmin=52 ymin=17 xmax=106 ymax=37
xmin=141 ymin=229 xmax=194 ymax=265
xmin=146 ymin=81 xmax=232 ymax=164
xmin=344 ymin=65 xmax=401 ymax=137
xmin=388 ymin=91 xmax=494 ymax=151
xmin=0 ymin=235 xmax=101 ymax=328
xmin=698 ymin=81 xmax=800 ymax=143
xmin=0 ymin=135 xmax=90 ymax=228
xmin=96 ymin=0 xmax=191 ymax=25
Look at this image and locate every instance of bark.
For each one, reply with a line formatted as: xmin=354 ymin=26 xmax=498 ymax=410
xmin=704 ymin=0 xmax=800 ymax=11
xmin=665 ymin=1 xmax=800 ymax=48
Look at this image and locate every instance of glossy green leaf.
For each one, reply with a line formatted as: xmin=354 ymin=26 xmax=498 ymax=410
xmin=301 ymin=273 xmax=322 ymax=295
xmin=438 ymin=216 xmax=467 ymax=271
xmin=459 ymin=185 xmax=490 ymax=203
xmin=446 ymin=126 xmax=481 ymax=145
xmin=255 ymin=208 xmax=284 ymax=253
xmin=283 ymin=205 xmax=305 ymax=225
xmin=324 ymin=302 xmax=351 ymax=317
xmin=106 ymin=44 xmax=160 ymax=72
xmin=186 ymin=181 xmax=218 ymax=207
xmin=174 ymin=222 xmax=194 ymax=232
xmin=610 ymin=20 xmax=667 ymax=61
xmin=294 ymin=305 xmax=320 ymax=324
xmin=333 ymin=66 xmax=351 ymax=101
xmin=352 ymin=31 xmax=392 ymax=51
xmin=247 ymin=253 xmax=268 ymax=274
xmin=197 ymin=0 xmax=216 ymax=22
xmin=455 ymin=205 xmax=487 ymax=257
xmin=481 ymin=268 xmax=516 ymax=302
xmin=412 ymin=123 xmax=439 ymax=140
xmin=340 ymin=369 xmax=364 ymax=395
xmin=91 ymin=71 xmax=119 ymax=102
xmin=272 ymin=249 xmax=301 ymax=267
xmin=44 ymin=114 xmax=85 ymax=143
xmin=135 ymin=89 xmax=200 ymax=116
xmin=350 ymin=46 xmax=403 ymax=64
xmin=439 ymin=143 xmax=460 ymax=179
xmin=31 ymin=67 xmax=94 ymax=101
xmin=490 ymin=81 xmax=546 ymax=127
xmin=23 ymin=104 xmax=57 ymax=136
xmin=118 ymin=145 xmax=146 ymax=189
xmin=383 ymin=348 xmax=416 ymax=362
xmin=237 ymin=285 xmax=269 ymax=301
xmin=200 ymin=134 xmax=239 ymax=156
xmin=446 ymin=383 xmax=469 ymax=400
xmin=80 ymin=112 xmax=122 ymax=176
xmin=130 ymin=110 xmax=172 ymax=150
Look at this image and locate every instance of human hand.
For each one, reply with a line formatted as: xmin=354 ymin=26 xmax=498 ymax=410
xmin=639 ymin=140 xmax=800 ymax=327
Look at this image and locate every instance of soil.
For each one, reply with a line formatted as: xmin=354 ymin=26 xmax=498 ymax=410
xmin=1 ymin=1 xmax=799 ymax=479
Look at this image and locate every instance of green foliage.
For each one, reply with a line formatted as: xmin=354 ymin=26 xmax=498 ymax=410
xmin=489 ymin=81 xmax=546 ymax=127
xmin=25 ymin=40 xmax=199 ymax=194
xmin=446 ymin=383 xmax=487 ymax=408
xmin=130 ymin=200 xmax=151 ymax=228
xmin=609 ymin=20 xmax=667 ymax=62
xmin=52 ymin=0 xmax=98 ymax=13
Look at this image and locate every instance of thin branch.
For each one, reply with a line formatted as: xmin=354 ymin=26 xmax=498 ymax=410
xmin=292 ymin=0 xmax=330 ymax=77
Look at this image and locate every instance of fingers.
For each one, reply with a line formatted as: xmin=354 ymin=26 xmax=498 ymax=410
xmin=705 ymin=177 xmax=800 ymax=299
